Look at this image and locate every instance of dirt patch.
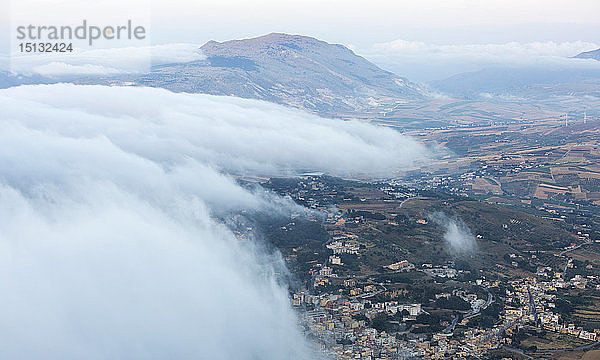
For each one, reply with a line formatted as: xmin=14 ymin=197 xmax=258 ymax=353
xmin=582 ymin=350 xmax=600 ymax=360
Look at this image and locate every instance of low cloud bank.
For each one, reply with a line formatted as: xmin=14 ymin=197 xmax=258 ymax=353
xmin=7 ymin=44 xmax=206 ymax=76
xmin=373 ymin=40 xmax=598 ymax=60
xmin=363 ymin=40 xmax=600 ymax=81
xmin=0 ymin=84 xmax=427 ymax=359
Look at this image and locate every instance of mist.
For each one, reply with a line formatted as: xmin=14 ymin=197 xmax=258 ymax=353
xmin=0 ymin=84 xmax=427 ymax=359
xmin=430 ymin=212 xmax=477 ymax=255
xmin=6 ymin=44 xmax=206 ymax=76
xmin=362 ymin=40 xmax=600 ymax=82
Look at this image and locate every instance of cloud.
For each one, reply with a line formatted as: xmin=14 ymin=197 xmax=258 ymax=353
xmin=149 ymin=43 xmax=207 ymax=64
xmin=0 ymin=84 xmax=427 ymax=359
xmin=8 ymin=44 xmax=206 ymax=76
xmin=362 ymin=40 xmax=600 ymax=81
xmin=32 ymin=62 xmax=125 ymax=76
xmin=3 ymin=84 xmax=427 ymax=177
xmin=430 ymin=212 xmax=477 ymax=255
xmin=372 ymin=40 xmax=599 ymax=59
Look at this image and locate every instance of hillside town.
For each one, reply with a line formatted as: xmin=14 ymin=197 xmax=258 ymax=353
xmin=258 ymin=175 xmax=600 ymax=359
xmin=291 ymin=249 xmax=599 ymax=359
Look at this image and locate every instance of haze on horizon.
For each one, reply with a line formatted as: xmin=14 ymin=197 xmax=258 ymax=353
xmin=3 ymin=0 xmax=599 ymax=48
xmin=149 ymin=0 xmax=600 ymax=46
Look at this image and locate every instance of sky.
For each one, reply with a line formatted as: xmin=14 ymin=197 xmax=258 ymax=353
xmin=148 ymin=0 xmax=600 ymax=46
xmin=2 ymin=0 xmax=599 ymax=80
xmin=3 ymin=0 xmax=599 ymax=48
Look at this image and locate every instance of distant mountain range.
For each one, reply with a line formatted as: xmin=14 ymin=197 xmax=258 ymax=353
xmin=4 ymin=34 xmax=600 ymax=120
xmin=575 ymin=48 xmax=600 ymax=61
xmin=0 ymin=71 xmax=54 ymax=89
xmin=430 ymin=66 xmax=600 ymax=99
xmin=426 ymin=47 xmax=600 ymax=100
xmin=79 ymin=33 xmax=426 ymax=116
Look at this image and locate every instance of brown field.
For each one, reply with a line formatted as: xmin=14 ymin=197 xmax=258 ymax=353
xmin=569 ymin=244 xmax=600 ymax=266
xmin=582 ymin=350 xmax=600 ymax=360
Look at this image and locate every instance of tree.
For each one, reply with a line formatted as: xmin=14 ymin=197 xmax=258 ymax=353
xmin=555 ymin=298 xmax=573 ymax=316
xmin=393 ymin=309 xmax=410 ymax=321
xmin=435 ymin=296 xmax=471 ymax=311
xmin=371 ymin=312 xmax=391 ymax=332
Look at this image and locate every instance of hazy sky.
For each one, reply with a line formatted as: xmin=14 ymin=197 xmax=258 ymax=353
xmin=150 ymin=0 xmax=600 ymax=46
xmin=3 ymin=0 xmax=599 ymax=48
xmin=161 ymin=0 xmax=599 ymax=46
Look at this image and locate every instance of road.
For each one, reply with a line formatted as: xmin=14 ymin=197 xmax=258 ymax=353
xmin=559 ymin=240 xmax=592 ymax=257
xmin=501 ymin=346 xmax=535 ymax=359
xmin=443 ymin=315 xmax=460 ymax=334
xmin=562 ymin=258 xmax=571 ymax=279
xmin=527 ymin=287 xmax=538 ymax=323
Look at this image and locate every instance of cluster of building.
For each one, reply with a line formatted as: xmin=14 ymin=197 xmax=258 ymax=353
xmin=422 ymin=266 xmax=458 ymax=279
xmin=385 ymin=260 xmax=414 ymax=272
xmin=326 ymin=235 xmax=361 ymax=255
xmin=293 ymin=291 xmax=424 ymax=359
xmin=292 ymin=260 xmax=518 ymax=359
xmin=293 ymin=284 xmax=510 ymax=359
xmin=296 ymin=259 xmax=600 ymax=359
xmin=264 ymin=176 xmax=600 ymax=358
xmin=506 ymin=275 xmax=600 ymax=343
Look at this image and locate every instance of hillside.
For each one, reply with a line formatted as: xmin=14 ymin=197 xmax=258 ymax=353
xmin=430 ymin=66 xmax=600 ymax=99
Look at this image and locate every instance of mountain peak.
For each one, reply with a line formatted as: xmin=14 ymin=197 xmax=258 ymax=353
xmin=200 ymin=33 xmax=354 ymax=58
xmin=197 ymin=33 xmax=425 ymax=113
xmin=111 ymin=33 xmax=426 ymax=116
xmin=202 ymin=33 xmax=333 ymax=47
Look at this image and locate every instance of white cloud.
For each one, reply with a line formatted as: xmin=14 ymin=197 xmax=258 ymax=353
xmin=3 ymin=84 xmax=426 ymax=176
xmin=373 ymin=40 xmax=599 ymax=59
xmin=32 ymin=62 xmax=124 ymax=76
xmin=0 ymin=84 xmax=427 ymax=359
xmin=363 ymin=40 xmax=600 ymax=81
xmin=9 ymin=44 xmax=206 ymax=76
xmin=149 ymin=43 xmax=206 ymax=64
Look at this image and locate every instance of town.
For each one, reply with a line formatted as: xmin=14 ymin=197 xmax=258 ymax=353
xmin=250 ymin=172 xmax=600 ymax=359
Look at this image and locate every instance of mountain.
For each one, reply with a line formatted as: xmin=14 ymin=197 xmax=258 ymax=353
xmin=430 ymin=66 xmax=600 ymax=99
xmin=0 ymin=71 xmax=55 ymax=89
xmin=574 ymin=48 xmax=600 ymax=61
xmin=84 ymin=33 xmax=426 ymax=116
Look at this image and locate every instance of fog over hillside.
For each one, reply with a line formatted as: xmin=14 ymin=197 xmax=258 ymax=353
xmin=0 ymin=84 xmax=427 ymax=359
xmin=430 ymin=212 xmax=477 ymax=255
